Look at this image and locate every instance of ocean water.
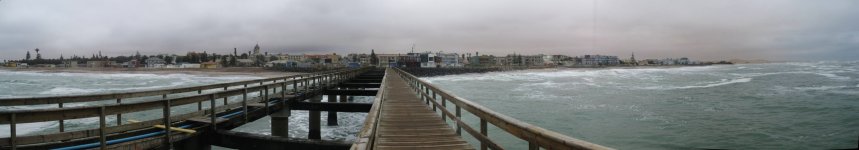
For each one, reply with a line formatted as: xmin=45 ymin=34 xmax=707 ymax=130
xmin=2 ymin=62 xmax=857 ymax=149
xmin=0 ymin=70 xmax=262 ymax=137
xmin=423 ymin=62 xmax=859 ymax=149
xmin=0 ymin=69 xmax=373 ymax=146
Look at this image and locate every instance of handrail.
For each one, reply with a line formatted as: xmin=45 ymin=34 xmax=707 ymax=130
xmin=0 ymin=69 xmax=347 ymax=106
xmin=350 ymin=68 xmax=387 ymax=150
xmin=392 ymin=68 xmax=613 ymax=150
xmin=0 ymin=67 xmax=370 ymax=149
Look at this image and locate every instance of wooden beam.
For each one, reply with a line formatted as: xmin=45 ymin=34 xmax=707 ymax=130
xmin=291 ymin=102 xmax=372 ymax=112
xmin=338 ymin=83 xmax=382 ymax=88
xmin=348 ymin=79 xmax=382 ymax=83
xmin=213 ymin=130 xmax=351 ymax=150
xmin=322 ymin=89 xmax=378 ymax=96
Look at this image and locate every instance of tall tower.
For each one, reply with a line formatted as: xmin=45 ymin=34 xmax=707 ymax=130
xmin=630 ymin=52 xmax=637 ymax=65
xmin=253 ymin=43 xmax=260 ymax=55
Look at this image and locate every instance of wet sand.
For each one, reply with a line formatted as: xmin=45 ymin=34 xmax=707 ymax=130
xmin=0 ymin=67 xmax=303 ymax=78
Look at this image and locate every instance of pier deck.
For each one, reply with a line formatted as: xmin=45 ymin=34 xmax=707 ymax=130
xmin=372 ymin=70 xmax=472 ymax=150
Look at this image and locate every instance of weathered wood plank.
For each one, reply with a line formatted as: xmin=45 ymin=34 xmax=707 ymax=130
xmin=372 ymin=69 xmax=472 ymax=150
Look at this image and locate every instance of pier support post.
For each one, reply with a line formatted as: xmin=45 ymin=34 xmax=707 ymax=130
xmin=308 ymin=95 xmax=322 ymax=139
xmin=271 ymin=109 xmax=291 ymax=137
xmin=327 ymin=93 xmax=338 ymax=126
xmin=174 ymin=131 xmax=211 ymax=150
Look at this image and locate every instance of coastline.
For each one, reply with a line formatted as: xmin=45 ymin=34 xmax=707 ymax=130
xmin=0 ymin=67 xmax=302 ymax=78
xmin=403 ymin=64 xmax=731 ymax=77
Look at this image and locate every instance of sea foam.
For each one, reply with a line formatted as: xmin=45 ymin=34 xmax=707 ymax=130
xmin=642 ymin=78 xmax=753 ymax=90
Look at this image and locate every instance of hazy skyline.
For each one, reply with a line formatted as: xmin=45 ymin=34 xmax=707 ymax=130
xmin=1 ymin=0 xmax=858 ymax=61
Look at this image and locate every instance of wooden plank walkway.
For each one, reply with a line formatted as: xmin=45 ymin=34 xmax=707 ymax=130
xmin=372 ymin=70 xmax=473 ymax=150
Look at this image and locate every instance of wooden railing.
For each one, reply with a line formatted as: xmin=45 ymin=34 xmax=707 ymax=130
xmin=0 ymin=67 xmax=370 ymax=149
xmin=350 ymin=69 xmax=388 ymax=150
xmin=0 ymin=69 xmax=350 ymax=106
xmin=391 ymin=68 xmax=613 ymax=150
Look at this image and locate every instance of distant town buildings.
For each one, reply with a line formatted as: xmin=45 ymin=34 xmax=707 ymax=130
xmin=5 ymin=44 xmax=731 ymax=70
xmin=145 ymin=57 xmax=166 ymax=68
xmin=579 ymin=55 xmax=618 ymax=66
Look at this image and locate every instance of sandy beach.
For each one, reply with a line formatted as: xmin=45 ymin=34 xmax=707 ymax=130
xmin=0 ymin=67 xmax=303 ymax=78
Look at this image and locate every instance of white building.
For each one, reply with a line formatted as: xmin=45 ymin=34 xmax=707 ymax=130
xmin=145 ymin=57 xmax=166 ymax=68
xmin=522 ymin=55 xmax=544 ymax=66
xmin=580 ymin=55 xmax=620 ymax=66
xmin=179 ymin=63 xmax=200 ymax=68
xmin=437 ymin=53 xmax=462 ymax=67
xmin=548 ymin=55 xmax=575 ymax=66
xmin=420 ymin=53 xmax=437 ymax=68
xmin=543 ymin=55 xmax=554 ymax=66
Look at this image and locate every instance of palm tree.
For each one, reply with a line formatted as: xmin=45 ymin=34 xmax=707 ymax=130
xmin=35 ymin=48 xmax=41 ymax=60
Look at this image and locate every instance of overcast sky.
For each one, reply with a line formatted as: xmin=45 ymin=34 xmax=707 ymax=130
xmin=1 ymin=0 xmax=858 ymax=61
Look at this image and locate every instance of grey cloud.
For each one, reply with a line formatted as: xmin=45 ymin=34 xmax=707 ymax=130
xmin=1 ymin=0 xmax=857 ymax=61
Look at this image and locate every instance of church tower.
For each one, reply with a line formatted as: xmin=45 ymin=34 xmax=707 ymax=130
xmin=253 ymin=43 xmax=261 ymax=56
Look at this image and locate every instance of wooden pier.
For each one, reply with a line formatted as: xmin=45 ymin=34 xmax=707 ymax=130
xmin=0 ymin=67 xmax=612 ymax=150
xmin=371 ymin=69 xmax=471 ymax=149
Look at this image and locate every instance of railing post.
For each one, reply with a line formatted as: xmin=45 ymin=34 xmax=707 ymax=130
xmin=529 ymin=142 xmax=539 ymax=150
xmin=162 ymin=95 xmax=172 ymax=149
xmin=424 ymin=85 xmax=430 ymax=105
xmin=480 ymin=118 xmax=488 ymax=150
xmin=223 ymin=86 xmax=228 ymax=106
xmin=116 ymin=98 xmax=122 ymax=126
xmin=456 ymin=105 xmax=462 ymax=136
xmin=293 ymin=77 xmax=298 ymax=93
xmin=304 ymin=77 xmax=309 ymax=92
xmin=264 ymin=85 xmax=270 ymax=114
xmin=58 ymin=102 xmax=64 ymax=132
xmin=242 ymin=89 xmax=248 ymax=123
xmin=432 ymin=92 xmax=437 ymax=112
xmin=197 ymin=90 xmax=203 ymax=111
xmin=10 ymin=113 xmax=16 ymax=150
xmin=98 ymin=106 xmax=107 ymax=150
xmin=210 ymin=94 xmax=217 ymax=130
xmin=259 ymin=81 xmax=264 ymax=102
xmin=281 ymin=82 xmax=287 ymax=107
xmin=309 ymin=76 xmax=314 ymax=90
xmin=441 ymin=97 xmax=447 ymax=121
